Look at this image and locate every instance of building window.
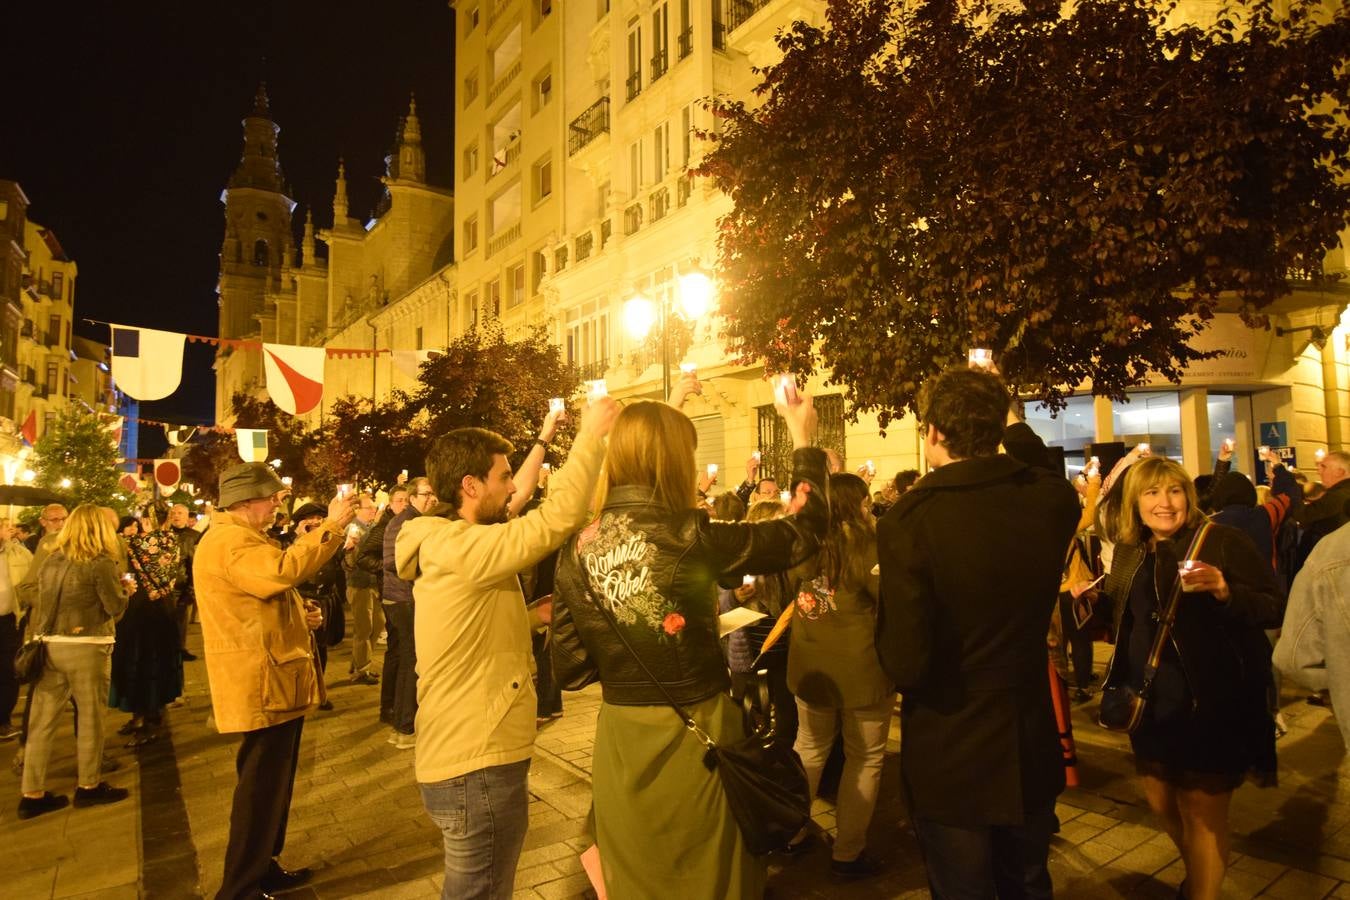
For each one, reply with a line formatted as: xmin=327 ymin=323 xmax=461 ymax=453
xmin=463 ymin=70 xmax=479 ymax=106
xmin=415 ymin=326 xmax=424 ymax=351
xmin=532 ymin=249 xmax=547 ymax=294
xmin=677 ymin=0 xmax=692 ymax=59
xmin=507 ymin=262 xmax=526 ymax=308
xmin=46 ymin=361 xmax=59 ymax=394
xmin=464 ymin=214 xmax=480 ymax=254
xmin=48 ymin=315 xmax=61 ymax=344
xmin=463 ymin=141 xmax=479 ymax=178
xmin=681 ymin=104 xmax=694 ymax=166
xmin=629 ymin=140 xmax=643 ymax=193
xmin=532 ymin=70 xmax=553 ymax=114
xmin=757 ymin=394 xmax=846 ymax=484
xmin=534 ymin=157 xmax=553 ymax=203
xmin=464 ymin=5 xmax=480 ymax=34
xmin=626 ymin=18 xmax=642 ymax=101
xmin=465 ymin=290 xmax=480 ymax=330
xmin=253 ymin=239 xmax=269 ymax=267
xmin=44 ymin=411 xmax=56 ymax=435
xmin=51 ymin=272 xmax=63 ymax=298
xmin=535 ymin=0 xmax=553 ymax=27
xmin=486 ymin=279 xmax=502 ymax=318
xmin=653 ymin=122 xmax=670 ymax=182
xmin=651 ymin=3 xmax=669 ymax=82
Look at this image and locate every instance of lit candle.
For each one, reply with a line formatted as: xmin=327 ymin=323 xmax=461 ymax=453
xmin=968 ymin=348 xmax=992 ymax=367
xmin=589 ymin=380 xmax=608 ymax=399
xmin=680 ymin=363 xmax=696 ymax=375
xmin=1315 ymin=448 xmax=1327 ymax=461
xmin=742 ymin=574 xmax=755 ymax=586
xmin=780 ymin=490 xmax=791 ymax=504
xmin=549 ymin=397 xmax=565 ymax=414
xmin=706 ymin=463 xmax=718 ymax=477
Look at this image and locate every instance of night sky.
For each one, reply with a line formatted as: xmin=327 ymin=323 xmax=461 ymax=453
xmin=0 ymin=1 xmax=455 ymax=454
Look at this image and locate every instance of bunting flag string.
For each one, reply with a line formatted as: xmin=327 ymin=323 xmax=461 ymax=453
xmin=86 ymin=319 xmax=442 ymax=413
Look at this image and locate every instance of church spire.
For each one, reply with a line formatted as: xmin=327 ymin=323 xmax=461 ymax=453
xmin=394 ymin=94 xmax=426 ymax=184
xmin=301 ymin=207 xmax=316 ymax=265
xmin=332 ymin=159 xmax=350 ymax=225
xmin=228 ymin=83 xmax=286 ymax=193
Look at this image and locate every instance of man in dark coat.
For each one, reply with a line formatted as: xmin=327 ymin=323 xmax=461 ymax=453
xmin=876 ymin=367 xmax=1080 ymax=899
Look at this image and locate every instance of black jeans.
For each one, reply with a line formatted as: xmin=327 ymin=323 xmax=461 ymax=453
xmin=913 ymin=804 xmax=1057 ymax=900
xmin=381 ymin=602 xmax=417 ymax=734
xmin=0 ymin=613 xmax=18 ymax=726
xmin=217 ymin=716 xmax=305 ymax=900
xmin=1057 ymin=593 xmax=1095 ymax=690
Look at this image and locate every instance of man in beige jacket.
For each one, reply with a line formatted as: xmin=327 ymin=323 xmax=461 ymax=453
xmin=195 ymin=463 xmax=355 ymax=900
xmin=396 ymin=397 xmax=617 ymax=900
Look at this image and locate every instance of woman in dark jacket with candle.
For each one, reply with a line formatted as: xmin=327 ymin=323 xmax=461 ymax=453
xmin=552 ymin=387 xmax=827 ymax=900
xmin=1101 ymin=457 xmax=1281 ymax=900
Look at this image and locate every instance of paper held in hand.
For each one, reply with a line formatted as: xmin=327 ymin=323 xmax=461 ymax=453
xmin=718 ymin=606 xmax=768 ymax=638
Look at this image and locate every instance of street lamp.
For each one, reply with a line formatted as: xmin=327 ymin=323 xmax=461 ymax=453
xmin=623 ymin=263 xmax=716 ymax=400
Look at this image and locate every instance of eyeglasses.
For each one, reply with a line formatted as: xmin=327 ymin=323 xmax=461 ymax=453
xmin=415 ymin=491 xmax=436 ymax=498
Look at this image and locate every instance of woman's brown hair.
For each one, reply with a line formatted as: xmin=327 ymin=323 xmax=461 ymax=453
xmin=54 ymin=504 xmax=122 ymax=563
xmin=1116 ymin=457 xmax=1206 ymax=546
xmin=601 ymin=400 xmax=699 ymax=511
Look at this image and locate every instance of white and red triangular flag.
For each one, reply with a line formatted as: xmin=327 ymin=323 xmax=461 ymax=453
xmin=103 ymin=415 xmax=124 ymax=451
xmin=391 ymin=349 xmax=442 ymax=380
xmin=154 ymin=458 xmax=182 ymax=493
xmin=262 ymin=343 xmax=326 ymax=415
xmin=110 ymin=325 xmax=185 ymax=401
xmin=164 ymin=425 xmax=196 ymax=447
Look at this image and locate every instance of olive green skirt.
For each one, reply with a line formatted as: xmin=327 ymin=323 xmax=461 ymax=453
xmin=592 ymin=693 xmax=767 ymax=899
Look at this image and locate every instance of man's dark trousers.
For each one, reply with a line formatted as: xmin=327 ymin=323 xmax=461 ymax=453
xmin=217 ymin=716 xmax=304 ymax=900
xmin=913 ymin=804 xmax=1058 ymax=900
xmin=381 ymin=601 xmax=417 ymax=733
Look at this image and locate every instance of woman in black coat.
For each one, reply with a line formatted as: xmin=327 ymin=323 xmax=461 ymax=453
xmin=1101 ymin=456 xmax=1281 ymax=900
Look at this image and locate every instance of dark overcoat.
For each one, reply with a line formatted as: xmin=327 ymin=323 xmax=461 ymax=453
xmin=876 ymin=423 xmax=1080 ymax=826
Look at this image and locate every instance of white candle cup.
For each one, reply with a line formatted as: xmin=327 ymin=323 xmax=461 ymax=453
xmin=779 ymin=490 xmax=792 ymax=504
xmin=706 ymin=463 xmax=718 ymax=477
xmin=742 ymin=574 xmax=755 ymax=586
xmin=589 ymin=380 xmax=608 ymax=399
xmin=968 ymin=348 xmax=992 ymax=367
xmin=549 ymin=397 xmax=565 ymax=414
xmin=680 ymin=363 xmax=697 ymax=375
xmin=1178 ymin=560 xmax=1202 ymax=593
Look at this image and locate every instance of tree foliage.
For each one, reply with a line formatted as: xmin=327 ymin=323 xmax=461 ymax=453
xmin=34 ymin=409 xmax=129 ymax=514
xmin=180 ymin=393 xmax=314 ymax=502
xmin=701 ymin=0 xmax=1350 ymax=425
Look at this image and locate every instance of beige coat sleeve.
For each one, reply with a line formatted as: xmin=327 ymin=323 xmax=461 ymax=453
xmin=223 ymin=522 xmax=346 ymax=600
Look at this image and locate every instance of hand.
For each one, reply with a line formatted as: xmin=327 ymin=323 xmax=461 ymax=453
xmin=669 ymin=371 xmax=703 ymax=410
xmin=785 ymin=482 xmax=812 ymax=514
xmin=327 ymin=493 xmax=357 ymax=530
xmin=1069 ymin=583 xmax=1098 ymax=602
xmin=745 ymin=453 xmax=761 ymax=481
xmin=774 ymin=386 xmax=817 ymax=449
xmin=579 ymin=395 xmax=620 ymax=439
xmin=396 ymin=470 xmax=409 ymax=485
xmin=856 ymin=464 xmax=875 ymax=486
xmin=1180 ymin=561 xmax=1230 ymax=601
xmin=538 ymin=406 xmax=565 ymax=443
xmin=533 ymin=599 xmax=553 ymax=626
xmin=733 ymin=583 xmax=756 ymax=602
xmin=1218 ymin=441 xmax=1234 ymax=462
xmin=304 ymin=600 xmax=323 ymax=631
xmin=698 ymin=472 xmax=715 ymax=494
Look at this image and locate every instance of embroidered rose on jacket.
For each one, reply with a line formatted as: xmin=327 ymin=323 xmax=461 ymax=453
xmin=662 ymin=612 xmax=686 ymax=636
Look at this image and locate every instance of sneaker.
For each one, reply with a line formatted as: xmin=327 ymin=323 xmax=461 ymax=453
xmin=0 ymin=723 xmax=19 ymax=741
xmin=180 ymin=650 xmax=198 ymax=661
xmin=830 ymin=851 xmax=883 ymax=880
xmin=73 ymin=782 xmax=130 ymax=808
xmin=393 ymin=731 xmax=416 ymax=750
xmin=18 ymin=792 xmax=69 ymax=819
xmin=387 ymin=730 xmax=400 ymax=745
xmin=351 ymin=670 xmax=379 ymax=685
xmin=1072 ymin=689 xmax=1093 ymax=703
xmin=317 ymin=700 xmax=334 ymax=712
xmin=262 ymin=861 xmax=313 ymax=892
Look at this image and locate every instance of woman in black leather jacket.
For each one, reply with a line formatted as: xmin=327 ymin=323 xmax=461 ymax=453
xmin=1101 ymin=457 xmax=1281 ymax=900
xmin=552 ymin=387 xmax=827 ymax=899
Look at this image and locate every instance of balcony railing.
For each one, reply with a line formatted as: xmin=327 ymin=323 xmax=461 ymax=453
xmin=555 ymin=245 xmax=569 ymax=273
xmin=677 ymin=27 xmax=693 ymax=59
xmin=32 ymin=385 xmax=51 ymax=400
xmin=45 ymin=330 xmax=61 ymax=349
xmin=624 ymin=202 xmax=643 ymax=235
xmin=576 ymin=231 xmax=595 ymax=262
xmin=487 ymin=57 xmax=522 ymax=105
xmin=727 ymin=0 xmax=770 ymax=31
xmin=713 ymin=20 xmax=726 ymax=50
xmin=677 ymin=171 xmax=694 ymax=207
xmin=577 ymin=359 xmax=608 ymax=381
xmin=489 ymin=137 xmax=522 ymax=178
xmin=568 ymin=97 xmax=610 ymax=156
xmin=625 ymin=71 xmax=642 ymax=102
xmin=19 ymin=365 xmax=35 ymax=385
xmin=486 ymin=222 xmax=522 ymax=258
xmin=651 ymin=50 xmax=668 ymax=83
xmin=650 ymin=186 xmax=671 ymax=222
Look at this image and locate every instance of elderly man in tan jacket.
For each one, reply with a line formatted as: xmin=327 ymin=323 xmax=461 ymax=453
xmin=195 ymin=462 xmax=355 ymax=900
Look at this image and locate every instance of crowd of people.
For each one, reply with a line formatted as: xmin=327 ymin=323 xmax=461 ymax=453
xmin=3 ymin=365 xmax=1349 ymax=900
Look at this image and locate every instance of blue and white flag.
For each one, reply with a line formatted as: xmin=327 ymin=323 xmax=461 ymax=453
xmin=110 ymin=325 xmax=185 ymax=401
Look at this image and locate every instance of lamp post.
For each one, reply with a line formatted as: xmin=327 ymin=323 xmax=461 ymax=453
xmin=623 ymin=263 xmax=714 ymax=400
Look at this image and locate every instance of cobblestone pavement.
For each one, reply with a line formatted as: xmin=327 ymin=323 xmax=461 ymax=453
xmin=5 ymin=633 xmax=1350 ymax=899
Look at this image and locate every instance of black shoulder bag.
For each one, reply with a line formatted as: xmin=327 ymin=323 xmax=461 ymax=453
xmin=1098 ymin=522 xmax=1213 ymax=733
xmin=588 ymin=592 xmax=810 ymax=856
xmin=15 ymin=558 xmax=70 ymax=685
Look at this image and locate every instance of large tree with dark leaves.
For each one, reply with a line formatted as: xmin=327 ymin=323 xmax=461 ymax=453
xmin=180 ymin=393 xmax=314 ymax=502
xmin=701 ymin=0 xmax=1350 ymax=426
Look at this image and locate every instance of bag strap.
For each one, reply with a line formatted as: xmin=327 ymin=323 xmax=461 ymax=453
xmin=577 ymin=560 xmax=719 ymax=752
xmin=1140 ymin=521 xmax=1214 ymax=691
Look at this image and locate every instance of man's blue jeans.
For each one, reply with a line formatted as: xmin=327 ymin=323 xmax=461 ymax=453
xmin=420 ymin=759 xmax=531 ymax=900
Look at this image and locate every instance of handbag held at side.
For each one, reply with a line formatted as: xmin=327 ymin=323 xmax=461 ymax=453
xmin=586 ymin=586 xmax=810 ymax=856
xmin=1098 ymin=522 xmax=1213 ymax=734
xmin=14 ymin=558 xmax=72 ymax=686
